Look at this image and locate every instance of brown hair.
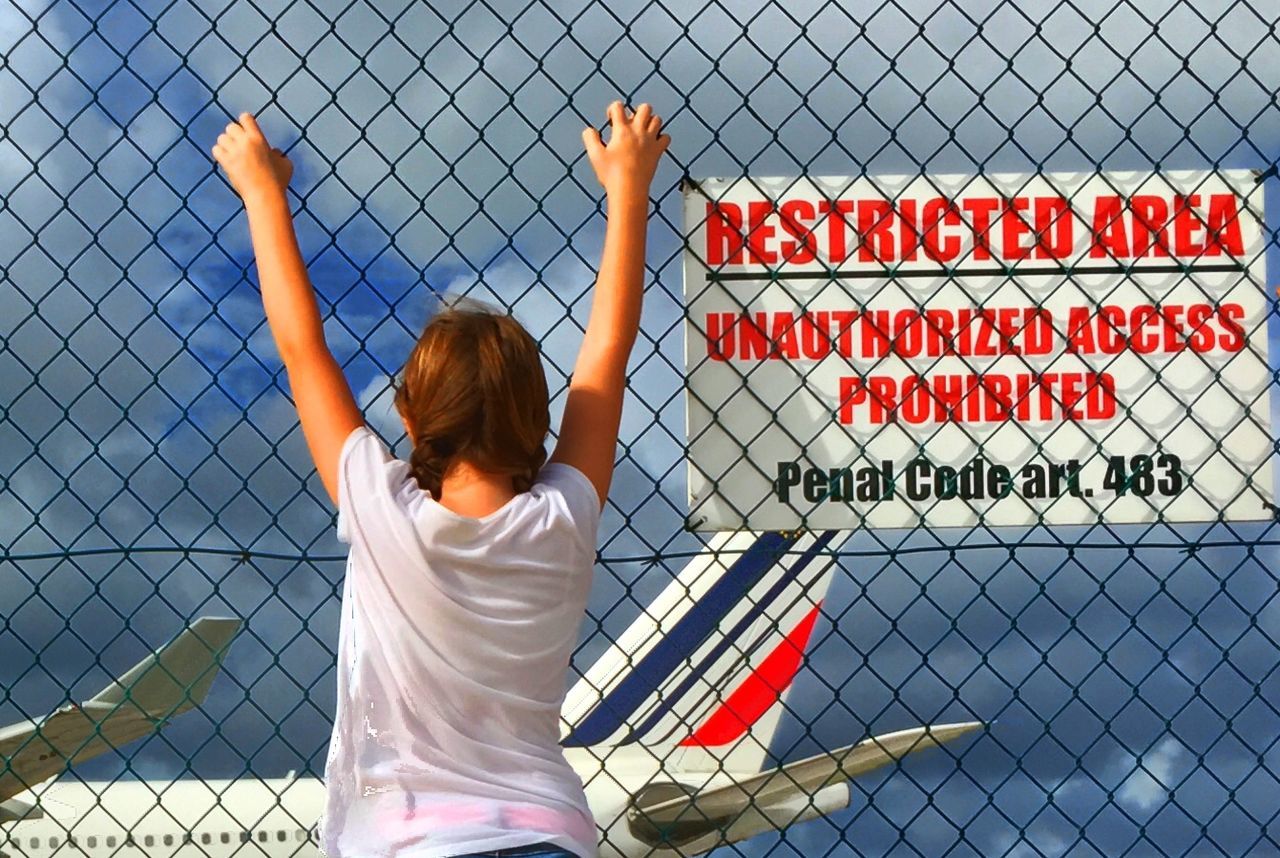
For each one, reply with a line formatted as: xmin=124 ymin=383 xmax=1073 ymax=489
xmin=393 ymin=299 xmax=550 ymax=498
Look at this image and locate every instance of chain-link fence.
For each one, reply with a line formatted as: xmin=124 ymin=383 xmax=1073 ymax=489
xmin=2 ymin=0 xmax=1279 ymax=855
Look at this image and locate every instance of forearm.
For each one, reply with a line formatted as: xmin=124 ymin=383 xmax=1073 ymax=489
xmin=243 ymin=189 xmax=328 ymax=362
xmin=578 ymin=187 xmax=649 ymax=378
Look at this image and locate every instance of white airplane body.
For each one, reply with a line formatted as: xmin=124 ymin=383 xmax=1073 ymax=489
xmin=3 ymin=532 xmax=981 ymax=856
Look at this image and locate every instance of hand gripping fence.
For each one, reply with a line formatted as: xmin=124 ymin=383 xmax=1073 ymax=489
xmin=1 ymin=1 xmax=1279 ymax=856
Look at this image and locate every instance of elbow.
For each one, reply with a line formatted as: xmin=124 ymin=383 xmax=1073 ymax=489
xmin=274 ymin=324 xmax=329 ymax=366
xmin=277 ymin=334 xmax=331 ymax=369
xmin=276 ymin=338 xmax=308 ymax=366
xmin=580 ymin=332 xmax=638 ymax=368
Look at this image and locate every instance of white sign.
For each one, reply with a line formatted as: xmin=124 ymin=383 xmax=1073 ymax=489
xmin=683 ymin=170 xmax=1272 ymax=530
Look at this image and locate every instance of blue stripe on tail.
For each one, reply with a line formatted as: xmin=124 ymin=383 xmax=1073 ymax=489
xmin=562 ymin=532 xmax=796 ymax=748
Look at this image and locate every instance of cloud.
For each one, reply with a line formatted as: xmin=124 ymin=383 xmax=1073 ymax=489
xmin=1116 ymin=735 xmax=1188 ymax=813
xmin=355 ymin=372 xmax=403 ymax=452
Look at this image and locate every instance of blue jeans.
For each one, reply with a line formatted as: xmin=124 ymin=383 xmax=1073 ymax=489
xmin=455 ymin=844 xmax=577 ymax=858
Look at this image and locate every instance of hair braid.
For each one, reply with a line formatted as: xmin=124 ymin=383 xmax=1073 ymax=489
xmin=407 ymin=434 xmax=456 ymax=498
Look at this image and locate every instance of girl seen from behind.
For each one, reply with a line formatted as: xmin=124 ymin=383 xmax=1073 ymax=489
xmin=211 ymin=102 xmax=670 ymax=858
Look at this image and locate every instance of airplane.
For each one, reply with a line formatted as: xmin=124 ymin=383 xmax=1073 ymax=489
xmin=0 ymin=617 xmax=243 ymax=826
xmin=1 ymin=532 xmax=981 ymax=856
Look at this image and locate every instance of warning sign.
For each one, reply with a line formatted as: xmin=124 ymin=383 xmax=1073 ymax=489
xmin=683 ymin=170 xmax=1272 ymax=530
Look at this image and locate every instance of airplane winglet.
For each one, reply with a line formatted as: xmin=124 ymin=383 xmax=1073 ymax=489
xmin=87 ymin=616 xmax=242 ymax=717
xmin=832 ymin=720 xmax=985 ymax=782
xmin=636 ymin=720 xmax=986 ymax=821
xmin=626 ymin=720 xmax=985 ymax=851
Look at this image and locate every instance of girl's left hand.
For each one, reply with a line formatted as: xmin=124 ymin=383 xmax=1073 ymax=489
xmin=212 ymin=112 xmax=293 ymax=202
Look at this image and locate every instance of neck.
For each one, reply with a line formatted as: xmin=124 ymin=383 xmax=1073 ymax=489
xmin=437 ymin=459 xmax=516 ymax=517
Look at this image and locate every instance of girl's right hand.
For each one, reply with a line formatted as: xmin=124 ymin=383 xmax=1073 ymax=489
xmin=582 ymin=102 xmax=670 ymax=198
xmin=212 ymin=113 xmax=293 ymax=204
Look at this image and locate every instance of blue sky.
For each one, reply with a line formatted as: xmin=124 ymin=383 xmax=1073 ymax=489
xmin=2 ymin=0 xmax=1279 ymax=854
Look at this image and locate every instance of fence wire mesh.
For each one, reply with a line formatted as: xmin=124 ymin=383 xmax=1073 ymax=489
xmin=2 ymin=0 xmax=1279 ymax=856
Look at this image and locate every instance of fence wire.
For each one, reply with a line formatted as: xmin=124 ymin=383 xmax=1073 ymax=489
xmin=2 ymin=0 xmax=1280 ymax=856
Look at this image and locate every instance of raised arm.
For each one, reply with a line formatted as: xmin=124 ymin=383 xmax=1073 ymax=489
xmin=211 ymin=113 xmax=364 ymax=505
xmin=549 ymin=102 xmax=670 ymax=506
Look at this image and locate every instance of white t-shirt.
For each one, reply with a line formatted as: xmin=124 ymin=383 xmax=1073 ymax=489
xmin=318 ymin=425 xmax=601 ymax=858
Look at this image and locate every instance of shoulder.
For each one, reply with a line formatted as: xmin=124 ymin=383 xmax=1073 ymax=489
xmin=523 ymin=461 xmax=602 ymax=552
xmin=535 ymin=461 xmax=597 ymax=500
xmin=336 ymin=425 xmax=418 ymax=544
xmin=338 ymin=424 xmax=411 ymax=486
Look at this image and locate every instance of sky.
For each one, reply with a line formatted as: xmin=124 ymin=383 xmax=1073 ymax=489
xmin=2 ymin=0 xmax=1279 ymax=855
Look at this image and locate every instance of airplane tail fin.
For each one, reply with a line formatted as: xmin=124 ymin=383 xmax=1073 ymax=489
xmin=562 ymin=531 xmax=838 ymax=774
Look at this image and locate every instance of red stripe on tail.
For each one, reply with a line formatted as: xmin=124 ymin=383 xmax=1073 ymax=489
xmin=680 ymin=602 xmax=823 ymax=747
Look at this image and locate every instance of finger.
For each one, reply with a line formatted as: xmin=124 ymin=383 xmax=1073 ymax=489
xmin=633 ymin=103 xmax=652 ymax=127
xmin=581 ymin=126 xmax=605 ymax=160
xmin=657 ymin=133 xmax=671 ymax=151
xmin=239 ymin=112 xmax=263 ymax=138
xmin=225 ymin=121 xmax=243 ymax=138
xmin=647 ymin=115 xmax=662 ymax=135
xmin=607 ymin=101 xmax=626 ymax=127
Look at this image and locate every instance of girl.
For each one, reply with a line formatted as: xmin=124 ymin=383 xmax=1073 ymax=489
xmin=211 ymin=102 xmax=669 ymax=858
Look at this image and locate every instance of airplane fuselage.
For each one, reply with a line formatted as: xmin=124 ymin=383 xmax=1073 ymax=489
xmin=0 ymin=749 xmax=667 ymax=858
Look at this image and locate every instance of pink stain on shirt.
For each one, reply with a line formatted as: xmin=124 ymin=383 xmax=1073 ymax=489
xmin=383 ymin=801 xmax=495 ymax=836
xmin=503 ymin=805 xmax=597 ymax=842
